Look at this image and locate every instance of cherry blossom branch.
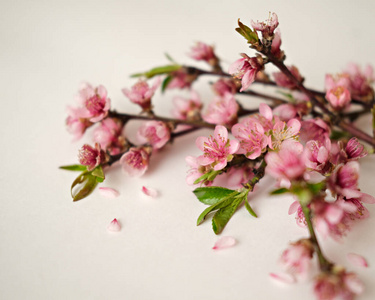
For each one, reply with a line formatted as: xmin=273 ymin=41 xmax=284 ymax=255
xmin=300 ymin=204 xmax=333 ymax=272
xmin=263 ymin=53 xmax=375 ymax=147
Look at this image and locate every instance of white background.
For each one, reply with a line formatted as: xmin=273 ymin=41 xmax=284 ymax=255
xmin=1 ymin=0 xmax=375 ymax=299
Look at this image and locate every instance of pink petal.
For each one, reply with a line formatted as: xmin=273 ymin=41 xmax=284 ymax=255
xmin=142 ymin=186 xmax=158 ymax=198
xmin=347 ymin=253 xmax=369 ymax=268
xmin=214 ymin=125 xmax=228 ymax=141
xmin=288 ymin=201 xmax=300 ymax=215
xmin=360 ymin=192 xmax=375 ymax=204
xmin=212 ymin=236 xmax=237 ymax=250
xmin=286 ymin=118 xmax=301 ymax=136
xmin=259 ymin=103 xmax=273 ymax=121
xmin=240 ymin=69 xmax=256 ymax=91
xmin=99 ymin=187 xmax=120 ymax=198
xmin=269 ymin=272 xmax=295 ymax=284
xmin=107 ymin=218 xmax=121 ymax=232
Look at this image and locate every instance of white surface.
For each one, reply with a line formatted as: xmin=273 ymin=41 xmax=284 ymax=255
xmin=1 ymin=0 xmax=375 ymax=299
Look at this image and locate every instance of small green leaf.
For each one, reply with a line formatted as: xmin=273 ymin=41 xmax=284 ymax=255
xmin=212 ymin=196 xmax=244 ymax=234
xmin=193 ymin=170 xmax=221 ymax=184
xmin=71 ymin=172 xmax=98 ymax=201
xmin=161 ymin=76 xmax=172 ymax=92
xmin=59 ymin=164 xmax=87 ymax=172
xmin=270 ymin=188 xmax=289 ymax=195
xmin=96 ymin=177 xmax=104 ymax=183
xmin=244 ymin=200 xmax=257 ymax=218
xmin=330 ymin=130 xmax=351 ymax=141
xmin=193 ymin=187 xmax=235 ymax=205
xmin=165 ymin=53 xmax=177 ymax=64
xmin=196 ymin=195 xmax=237 ymax=226
xmin=131 ymin=65 xmax=182 ymax=79
xmin=92 ymin=165 xmax=105 ymax=179
xmin=236 ymin=19 xmax=258 ymax=44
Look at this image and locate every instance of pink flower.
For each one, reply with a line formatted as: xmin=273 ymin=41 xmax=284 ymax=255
xmin=202 ymin=93 xmax=239 ymax=126
xmin=172 ymin=90 xmax=202 ymax=121
xmin=305 ymin=139 xmax=331 ymax=173
xmin=232 ymin=119 xmax=270 ymax=159
xmin=265 ymin=142 xmax=306 ymax=182
xmin=288 ymin=201 xmax=307 ymax=227
xmin=326 ymin=86 xmax=351 ymax=110
xmin=344 ymin=198 xmax=370 ymax=220
xmin=212 ymin=78 xmax=238 ymax=96
xmin=185 ymin=155 xmax=210 ymax=186
xmin=66 ymin=106 xmax=92 ymax=141
xmin=271 ymin=118 xmax=301 ymax=150
xmin=137 ymin=121 xmax=171 ymax=149
xmin=188 ymin=42 xmax=218 ymax=66
xmin=280 ymin=239 xmax=314 ymax=280
xmin=273 ymin=65 xmax=303 ymax=89
xmin=229 ymin=54 xmax=263 ymax=91
xmin=77 ymin=83 xmax=110 ymax=122
xmin=122 ymin=78 xmax=161 ymax=110
xmin=78 ymin=143 xmax=106 ymax=171
xmin=196 ymin=125 xmax=239 ymax=171
xmin=313 ymin=270 xmax=364 ymax=300
xmin=251 ymin=12 xmax=279 ymax=38
xmin=344 ymin=63 xmax=374 ymax=101
xmin=168 ymin=69 xmax=197 ymax=89
xmin=299 ymin=118 xmax=331 ymax=144
xmin=345 ymin=138 xmax=367 ymax=161
xmin=120 ymin=147 xmax=150 ymax=177
xmin=312 ymin=199 xmax=357 ymax=240
xmin=272 ymin=104 xmax=298 ymax=122
xmin=93 ymin=118 xmax=124 ymax=154
xmin=328 ymin=162 xmax=361 ymax=199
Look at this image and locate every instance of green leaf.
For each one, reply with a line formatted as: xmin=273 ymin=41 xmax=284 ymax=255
xmin=196 ymin=194 xmax=237 ymax=226
xmin=193 ymin=170 xmax=221 ymax=184
xmin=71 ymin=172 xmax=98 ymax=201
xmin=244 ymin=200 xmax=257 ymax=218
xmin=330 ymin=130 xmax=351 ymax=141
xmin=96 ymin=177 xmax=104 ymax=183
xmin=161 ymin=76 xmax=172 ymax=92
xmin=165 ymin=53 xmax=177 ymax=64
xmin=270 ymin=188 xmax=289 ymax=195
xmin=212 ymin=196 xmax=244 ymax=234
xmin=59 ymin=164 xmax=87 ymax=172
xmin=193 ymin=187 xmax=235 ymax=205
xmin=131 ymin=65 xmax=182 ymax=79
xmin=92 ymin=165 xmax=105 ymax=179
xmin=236 ymin=19 xmax=258 ymax=44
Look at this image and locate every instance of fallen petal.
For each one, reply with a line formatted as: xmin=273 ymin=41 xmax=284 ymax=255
xmin=142 ymin=186 xmax=158 ymax=198
xmin=107 ymin=218 xmax=121 ymax=232
xmin=212 ymin=236 xmax=237 ymax=250
xmin=347 ymin=253 xmax=369 ymax=268
xmin=269 ymin=272 xmax=295 ymax=284
xmin=99 ymin=187 xmax=120 ymax=198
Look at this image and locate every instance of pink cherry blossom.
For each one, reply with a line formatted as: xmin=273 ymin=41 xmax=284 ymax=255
xmin=273 ymin=65 xmax=303 ymax=89
xmin=202 ymin=93 xmax=239 ymax=126
xmin=272 ymin=104 xmax=298 ymax=122
xmin=299 ymin=118 xmax=331 ymax=144
xmin=77 ymin=83 xmax=110 ymax=122
xmin=345 ymin=138 xmax=367 ymax=161
xmin=168 ymin=69 xmax=197 ymax=89
xmin=142 ymin=186 xmax=158 ymax=198
xmin=137 ymin=121 xmax=171 ymax=149
xmin=344 ymin=63 xmax=374 ymax=101
xmin=212 ymin=78 xmax=238 ymax=96
xmin=172 ymin=90 xmax=202 ymax=121
xmin=212 ymin=236 xmax=237 ymax=250
xmin=93 ymin=118 xmax=125 ymax=154
xmin=196 ymin=125 xmax=239 ymax=171
xmin=328 ymin=162 xmax=363 ymax=199
xmin=78 ymin=143 xmax=106 ymax=171
xmin=305 ymin=138 xmax=331 ymax=173
xmin=325 ymin=74 xmax=350 ymax=91
xmin=232 ymin=119 xmax=270 ymax=160
xmin=288 ymin=201 xmax=307 ymax=227
xmin=66 ymin=106 xmax=92 ymax=141
xmin=271 ymin=118 xmax=301 ymax=150
xmin=188 ymin=42 xmax=218 ymax=66
xmin=265 ymin=142 xmax=306 ymax=182
xmin=122 ymin=78 xmax=161 ymax=110
xmin=313 ymin=270 xmax=364 ymax=300
xmin=344 ymin=198 xmax=370 ymax=220
xmin=312 ymin=199 xmax=357 ymax=240
xmin=120 ymin=147 xmax=150 ymax=177
xmin=99 ymin=187 xmax=120 ymax=198
xmin=326 ymin=86 xmax=351 ymax=110
xmin=107 ymin=218 xmax=121 ymax=232
xmin=280 ymin=239 xmax=314 ymax=281
xmin=251 ymin=12 xmax=279 ymax=38
xmin=229 ymin=54 xmax=263 ymax=91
